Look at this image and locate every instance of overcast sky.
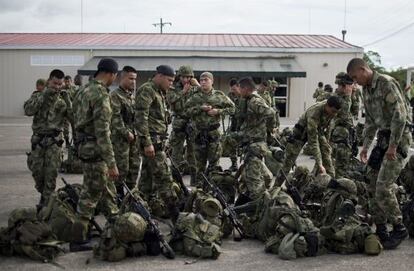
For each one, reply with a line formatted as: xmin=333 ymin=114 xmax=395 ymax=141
xmin=0 ymin=0 xmax=413 ymax=69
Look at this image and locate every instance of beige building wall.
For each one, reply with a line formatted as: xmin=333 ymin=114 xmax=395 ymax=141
xmin=0 ymin=48 xmax=362 ymax=117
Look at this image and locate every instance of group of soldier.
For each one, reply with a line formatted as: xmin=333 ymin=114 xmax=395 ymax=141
xmin=2 ymin=56 xmax=414 ymax=263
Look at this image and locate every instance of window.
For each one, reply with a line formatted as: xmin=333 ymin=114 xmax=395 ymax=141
xmin=30 ymin=55 xmax=85 ymax=66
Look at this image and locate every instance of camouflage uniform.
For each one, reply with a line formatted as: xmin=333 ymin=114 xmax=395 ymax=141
xmin=135 ymin=80 xmax=178 ymax=211
xmin=72 ymin=80 xmax=119 ymax=226
xmin=362 ymin=71 xmax=412 ymax=226
xmin=226 ymin=91 xmax=241 ymax=168
xmin=110 ymin=87 xmax=141 ymax=191
xmin=166 ymin=81 xmax=196 ymax=175
xmin=313 ymin=87 xmax=325 ymax=101
xmin=61 ymin=85 xmax=77 ymax=147
xmin=258 ymin=86 xmax=279 ymax=143
xmin=351 ymin=88 xmax=361 ymax=119
xmin=280 ymin=101 xmax=335 ymax=176
xmin=185 ymin=88 xmax=235 ymax=185
xmin=24 ymin=87 xmax=72 ymax=205
xmin=239 ymin=93 xmax=276 ymax=199
xmin=331 ymin=89 xmax=354 ymax=178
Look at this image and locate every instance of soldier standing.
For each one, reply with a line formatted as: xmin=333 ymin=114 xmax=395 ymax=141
xmin=312 ymin=82 xmax=324 ymax=101
xmin=71 ymin=58 xmax=120 ymax=242
xmin=347 ymin=58 xmax=412 ymax=249
xmin=185 ymin=72 xmax=235 ymax=186
xmin=238 ymin=77 xmax=276 ymax=200
xmin=24 ymin=70 xmax=72 ymax=210
xmin=166 ymin=65 xmax=198 ymax=183
xmin=135 ymin=65 xmax=179 ymax=220
xmin=330 ymin=72 xmax=356 ymax=178
xmin=226 ymin=78 xmax=242 ymax=171
xmin=110 ymin=66 xmax=141 ymax=200
xmin=278 ymin=96 xmax=341 ymax=180
xmin=62 ymin=75 xmax=77 ymax=147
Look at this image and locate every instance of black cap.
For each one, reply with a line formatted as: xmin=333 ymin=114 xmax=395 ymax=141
xmin=156 ymin=65 xmax=175 ymax=77
xmin=97 ymin=58 xmax=119 ymax=74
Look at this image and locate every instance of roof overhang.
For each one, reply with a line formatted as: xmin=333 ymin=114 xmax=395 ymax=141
xmin=78 ymin=56 xmax=306 ymax=77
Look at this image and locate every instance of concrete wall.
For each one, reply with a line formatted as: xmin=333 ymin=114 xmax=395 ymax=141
xmin=0 ymin=48 xmax=362 ymax=117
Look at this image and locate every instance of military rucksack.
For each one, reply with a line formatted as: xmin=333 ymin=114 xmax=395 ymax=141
xmin=171 ymin=212 xmax=222 ymax=259
xmin=1 ymin=207 xmax=63 ymax=262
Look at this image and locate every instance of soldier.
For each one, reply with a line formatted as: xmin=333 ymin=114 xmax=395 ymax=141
xmin=257 ymin=80 xmax=274 ymax=108
xmin=347 ymin=58 xmax=412 ymax=249
xmin=185 ymin=72 xmax=235 ymax=186
xmin=62 ymin=75 xmax=77 ymax=147
xmin=350 ymin=84 xmax=361 ymax=120
xmin=278 ymin=96 xmax=341 ymax=180
xmin=226 ymin=78 xmax=241 ymax=171
xmin=330 ymin=72 xmax=356 ymax=178
xmin=312 ymin=82 xmax=324 ymax=101
xmin=135 ymin=65 xmax=179 ymax=220
xmin=166 ymin=65 xmax=198 ymax=183
xmin=238 ymin=77 xmax=276 ymax=200
xmin=110 ymin=66 xmax=141 ymax=200
xmin=71 ymin=58 xmax=120 ymax=243
xmin=74 ymin=74 xmax=83 ymax=90
xmin=24 ymin=70 xmax=72 ymax=209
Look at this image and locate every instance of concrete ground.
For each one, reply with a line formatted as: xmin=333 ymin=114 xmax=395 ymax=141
xmin=0 ymin=116 xmax=413 ymax=270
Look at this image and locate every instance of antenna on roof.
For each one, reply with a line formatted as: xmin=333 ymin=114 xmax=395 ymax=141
xmin=342 ymin=0 xmax=347 ymax=41
xmin=153 ymin=18 xmax=172 ymax=34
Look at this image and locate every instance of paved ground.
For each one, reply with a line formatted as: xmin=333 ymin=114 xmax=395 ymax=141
xmin=0 ymin=116 xmax=413 ymax=270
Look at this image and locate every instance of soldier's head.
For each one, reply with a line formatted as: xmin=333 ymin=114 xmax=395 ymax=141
xmin=258 ymin=80 xmax=268 ymax=92
xmin=177 ymin=65 xmax=194 ymax=85
xmin=48 ymin=69 xmax=65 ymax=91
xmin=347 ymin=58 xmax=373 ymax=87
xmin=153 ymin=65 xmax=175 ymax=91
xmin=120 ymin=66 xmax=137 ymax=91
xmin=35 ymin=78 xmax=46 ymax=92
xmin=324 ymin=84 xmax=333 ymax=93
xmin=95 ymin=58 xmax=119 ymax=86
xmin=325 ymin=96 xmax=341 ymax=117
xmin=238 ymin=77 xmax=256 ymax=97
xmin=229 ymin=78 xmax=240 ymax=96
xmin=74 ymin=74 xmax=83 ymax=87
xmin=200 ymin=72 xmax=214 ymax=92
xmin=335 ymin=72 xmax=354 ymax=94
xmin=318 ymin=82 xmax=323 ymax=88
xmin=63 ymin=75 xmax=72 ymax=89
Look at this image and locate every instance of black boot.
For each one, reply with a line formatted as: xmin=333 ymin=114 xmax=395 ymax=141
xmin=376 ymin=223 xmax=402 ymax=250
xmin=390 ymin=223 xmax=408 ymax=240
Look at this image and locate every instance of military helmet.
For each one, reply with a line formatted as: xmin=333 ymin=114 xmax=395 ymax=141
xmin=114 ymin=212 xmax=148 ymax=243
xmin=324 ymin=84 xmax=333 ymax=91
xmin=335 ymin=72 xmax=354 ymax=85
xmin=314 ymin=173 xmax=332 ymax=189
xmin=268 ymin=80 xmax=279 ymax=88
xmin=330 ymin=178 xmax=358 ymax=196
xmin=177 ymin=65 xmax=194 ymax=77
xmin=8 ymin=207 xmax=37 ymax=228
xmin=201 ymin=198 xmax=223 ymax=217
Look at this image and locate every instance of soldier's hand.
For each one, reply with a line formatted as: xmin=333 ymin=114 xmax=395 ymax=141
xmin=190 ymin=78 xmax=200 ymax=87
xmin=108 ymin=166 xmax=119 ymax=181
xmin=318 ymin=165 xmax=326 ymax=174
xmin=201 ymin=105 xmax=212 ymax=112
xmin=183 ymin=83 xmax=191 ymax=94
xmin=127 ymin=132 xmax=135 ymax=143
xmin=144 ymin=145 xmax=156 ymax=159
xmin=207 ymin=108 xmax=219 ymax=116
xmin=360 ymin=147 xmax=368 ymax=164
xmin=385 ymin=145 xmax=397 ymax=161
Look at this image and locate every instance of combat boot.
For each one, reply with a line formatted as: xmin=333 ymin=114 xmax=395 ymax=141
xmin=390 ymin=223 xmax=408 ymax=240
xmin=376 ymin=223 xmax=402 ymax=250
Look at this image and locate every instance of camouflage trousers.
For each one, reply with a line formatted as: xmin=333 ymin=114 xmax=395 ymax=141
xmin=194 ymin=130 xmax=222 ymax=186
xmin=169 ymin=118 xmax=196 ymax=174
xmin=77 ymin=161 xmax=119 ymax=221
xmin=138 ymin=150 xmax=178 ymax=206
xmin=113 ymin=139 xmax=141 ymax=189
xmin=366 ymin=155 xmax=405 ymax=225
xmin=281 ymin=136 xmax=334 ymax=176
xmin=27 ymin=141 xmax=62 ymax=204
xmin=332 ymin=142 xmax=352 ymax=179
xmin=242 ymin=151 xmax=273 ymax=200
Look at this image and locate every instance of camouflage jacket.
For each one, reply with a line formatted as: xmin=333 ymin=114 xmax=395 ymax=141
xmin=135 ymin=80 xmax=169 ymax=147
xmin=228 ymin=92 xmax=242 ymax=132
xmin=313 ymin=87 xmax=324 ymax=100
xmin=24 ymin=88 xmax=73 ymax=135
xmin=257 ymin=89 xmax=274 ymax=108
xmin=62 ymin=85 xmax=77 ymax=100
xmin=362 ymin=71 xmax=412 ymax=148
xmin=110 ymin=87 xmax=135 ymax=140
xmin=72 ymin=80 xmax=116 ymax=167
xmin=240 ymin=93 xmax=276 ymax=143
xmin=332 ymin=90 xmax=353 ymax=129
xmin=350 ymin=89 xmax=361 ymax=118
xmin=185 ymin=88 xmax=235 ymax=130
xmin=296 ymin=101 xmax=334 ymax=166
xmin=166 ymin=81 xmax=197 ymax=118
